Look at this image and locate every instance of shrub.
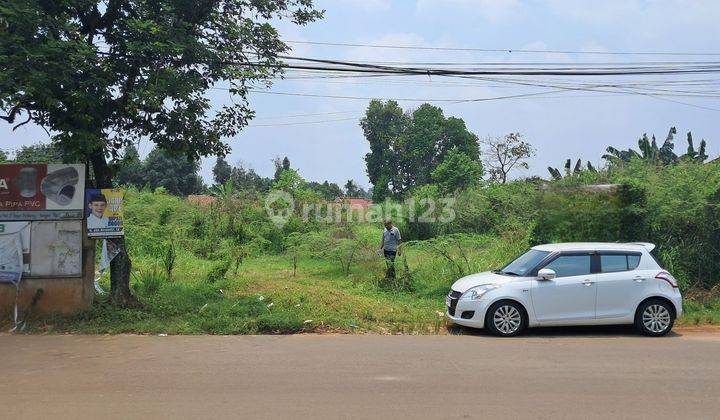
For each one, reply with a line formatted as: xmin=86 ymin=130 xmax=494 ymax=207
xmin=132 ymin=270 xmax=166 ymax=297
xmin=206 ymin=259 xmax=231 ymax=283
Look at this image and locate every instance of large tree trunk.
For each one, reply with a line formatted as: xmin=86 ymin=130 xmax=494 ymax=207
xmin=90 ymin=149 xmax=137 ymax=307
xmin=108 ymin=237 xmax=134 ymax=306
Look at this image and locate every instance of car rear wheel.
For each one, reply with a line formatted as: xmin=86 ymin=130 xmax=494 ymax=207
xmin=635 ymin=299 xmax=675 ymax=336
xmin=485 ymin=301 xmax=527 ymax=337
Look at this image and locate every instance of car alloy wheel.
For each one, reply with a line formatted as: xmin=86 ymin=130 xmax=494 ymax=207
xmin=642 ymin=304 xmax=672 ymax=334
xmin=493 ymin=305 xmax=522 ymax=335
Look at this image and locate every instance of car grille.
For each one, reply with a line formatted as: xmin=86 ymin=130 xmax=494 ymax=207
xmin=447 ymin=290 xmax=462 ymax=316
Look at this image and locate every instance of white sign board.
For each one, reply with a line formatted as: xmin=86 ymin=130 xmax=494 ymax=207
xmin=29 ymin=220 xmax=82 ymax=277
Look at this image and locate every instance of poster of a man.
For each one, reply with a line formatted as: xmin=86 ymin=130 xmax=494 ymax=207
xmin=87 ymin=193 xmax=109 ymax=230
xmin=84 ymin=188 xmax=124 ymax=238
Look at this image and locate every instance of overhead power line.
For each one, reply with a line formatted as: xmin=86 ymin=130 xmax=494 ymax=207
xmin=284 ymin=40 xmax=720 ymax=57
xmin=276 ymin=56 xmax=720 ymax=77
xmin=247 ymin=116 xmax=359 ymax=127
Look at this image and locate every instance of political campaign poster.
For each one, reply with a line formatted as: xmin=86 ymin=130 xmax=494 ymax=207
xmin=85 ymin=188 xmax=124 ymax=238
xmin=0 ymin=163 xmax=85 ymax=220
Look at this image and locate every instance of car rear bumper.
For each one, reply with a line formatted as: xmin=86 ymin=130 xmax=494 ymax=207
xmin=671 ymin=294 xmax=683 ymax=318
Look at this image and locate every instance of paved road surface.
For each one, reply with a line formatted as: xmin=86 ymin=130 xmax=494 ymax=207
xmin=2 ymin=328 xmax=720 ymax=419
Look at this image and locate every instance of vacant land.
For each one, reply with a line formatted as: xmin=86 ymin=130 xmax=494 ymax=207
xmin=5 ymin=159 xmax=720 ymax=334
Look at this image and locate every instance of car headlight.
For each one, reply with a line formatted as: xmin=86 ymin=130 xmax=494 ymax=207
xmin=460 ymin=284 xmax=500 ymax=301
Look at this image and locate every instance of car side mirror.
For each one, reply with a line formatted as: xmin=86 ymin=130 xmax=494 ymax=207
xmin=538 ymin=268 xmax=557 ymax=280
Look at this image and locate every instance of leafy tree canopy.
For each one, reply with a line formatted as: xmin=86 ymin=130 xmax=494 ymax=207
xmin=13 ymin=142 xmax=65 ymax=163
xmin=362 ymin=100 xmax=480 ymax=200
xmin=213 ymin=157 xmax=232 ymax=185
xmin=1 ymin=0 xmax=322 ymax=184
xmin=343 ymin=179 xmax=367 ymax=198
xmin=431 ymin=148 xmax=484 ymax=194
xmin=142 ymin=148 xmax=204 ymax=196
xmin=308 ymin=180 xmax=342 ymax=200
xmin=114 ymin=143 xmax=144 ymax=187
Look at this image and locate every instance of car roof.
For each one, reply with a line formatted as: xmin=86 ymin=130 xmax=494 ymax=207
xmin=531 ymin=242 xmax=655 ymax=253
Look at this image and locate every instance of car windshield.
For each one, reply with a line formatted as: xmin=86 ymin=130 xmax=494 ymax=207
xmin=498 ymin=249 xmax=550 ymax=276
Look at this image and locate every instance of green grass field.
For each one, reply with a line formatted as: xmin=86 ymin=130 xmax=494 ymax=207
xmin=6 ymin=185 xmax=718 ymax=335
xmin=23 ymin=227 xmax=720 ymax=335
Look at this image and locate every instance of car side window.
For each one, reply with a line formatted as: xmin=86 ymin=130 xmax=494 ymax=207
xmin=543 ymin=255 xmax=591 ymax=278
xmin=600 ymin=255 xmax=627 ymax=273
xmin=628 ymin=255 xmax=641 ymax=270
xmin=600 ymin=254 xmax=642 ymax=273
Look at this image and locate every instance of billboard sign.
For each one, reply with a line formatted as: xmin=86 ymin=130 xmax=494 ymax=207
xmin=85 ymin=188 xmax=124 ymax=238
xmin=0 ymin=163 xmax=85 ymax=220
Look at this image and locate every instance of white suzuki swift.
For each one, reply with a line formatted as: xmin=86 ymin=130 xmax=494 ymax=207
xmin=446 ymin=242 xmax=682 ymax=337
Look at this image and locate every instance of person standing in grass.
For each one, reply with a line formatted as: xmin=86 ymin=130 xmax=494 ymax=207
xmin=380 ymin=219 xmax=401 ymax=278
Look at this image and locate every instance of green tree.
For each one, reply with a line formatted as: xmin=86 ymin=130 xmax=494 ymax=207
xmin=0 ymin=149 xmax=7 ymax=162
xmin=362 ymin=101 xmax=480 ymax=199
xmin=482 ymin=133 xmax=535 ymax=184
xmin=142 ymin=148 xmax=204 ymax=196
xmin=344 ymin=180 xmax=363 ymax=197
xmin=213 ymin=157 xmax=232 ymax=185
xmin=114 ymin=144 xmax=144 ymax=188
xmin=431 ymin=148 xmax=484 ymax=194
xmin=0 ymin=0 xmax=321 ymax=305
xmin=231 ymin=165 xmax=272 ymax=194
xmin=308 ymin=180 xmax=342 ymax=200
xmin=361 ymin=100 xmax=409 ymax=201
xmin=403 ymin=104 xmax=480 ymax=188
xmin=13 ymin=142 xmax=64 ymax=163
xmin=273 ymin=156 xmax=292 ymax=181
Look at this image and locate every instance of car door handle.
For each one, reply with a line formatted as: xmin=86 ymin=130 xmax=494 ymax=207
xmin=582 ymin=280 xmax=595 ymax=286
xmin=633 ymin=276 xmax=645 ymax=283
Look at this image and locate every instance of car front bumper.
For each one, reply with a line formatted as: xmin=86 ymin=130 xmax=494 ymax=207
xmin=446 ymin=293 xmax=492 ymax=329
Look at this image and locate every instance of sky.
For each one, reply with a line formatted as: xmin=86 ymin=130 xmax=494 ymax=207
xmin=3 ymin=0 xmax=720 ymax=188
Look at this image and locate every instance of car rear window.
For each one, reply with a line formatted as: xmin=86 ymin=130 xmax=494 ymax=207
xmin=600 ymin=253 xmax=641 ymax=273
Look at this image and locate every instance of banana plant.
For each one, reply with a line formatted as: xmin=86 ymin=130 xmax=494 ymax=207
xmin=603 ymin=127 xmax=709 ymax=165
xmin=547 ymin=158 xmax=597 ymax=180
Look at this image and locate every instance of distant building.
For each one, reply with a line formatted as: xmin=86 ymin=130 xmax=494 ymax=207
xmin=334 ymin=197 xmax=374 ymax=210
xmin=187 ymin=195 xmax=216 ymax=206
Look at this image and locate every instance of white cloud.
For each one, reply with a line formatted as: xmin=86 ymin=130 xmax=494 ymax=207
xmin=332 ymin=0 xmax=391 ymax=12
xmin=547 ymin=0 xmax=720 ymax=29
xmin=416 ymin=0 xmax=525 ymax=23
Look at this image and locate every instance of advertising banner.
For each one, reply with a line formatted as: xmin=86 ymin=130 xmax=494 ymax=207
xmin=85 ymin=188 xmax=124 ymax=238
xmin=0 ymin=163 xmax=85 ymax=220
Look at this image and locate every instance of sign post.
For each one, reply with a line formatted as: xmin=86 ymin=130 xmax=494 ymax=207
xmin=0 ymin=163 xmax=94 ymax=318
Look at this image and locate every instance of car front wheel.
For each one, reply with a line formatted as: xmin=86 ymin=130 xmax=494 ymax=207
xmin=635 ymin=299 xmax=675 ymax=336
xmin=485 ymin=301 xmax=527 ymax=337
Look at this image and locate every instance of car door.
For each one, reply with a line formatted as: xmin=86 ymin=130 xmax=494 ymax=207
xmin=595 ymin=253 xmax=648 ymax=319
xmin=530 ymin=253 xmax=596 ymax=324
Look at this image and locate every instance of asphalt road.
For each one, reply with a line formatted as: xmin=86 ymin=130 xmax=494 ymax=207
xmin=2 ymin=328 xmax=720 ymax=419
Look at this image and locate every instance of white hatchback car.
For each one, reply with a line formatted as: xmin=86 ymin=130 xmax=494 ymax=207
xmin=446 ymin=242 xmax=682 ymax=337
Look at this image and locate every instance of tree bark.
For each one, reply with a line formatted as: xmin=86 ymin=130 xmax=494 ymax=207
xmin=90 ymin=148 xmax=137 ymax=307
xmin=108 ymin=237 xmax=135 ymax=307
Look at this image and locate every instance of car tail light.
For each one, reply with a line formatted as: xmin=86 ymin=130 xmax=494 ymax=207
xmin=655 ymin=271 xmax=678 ymax=288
